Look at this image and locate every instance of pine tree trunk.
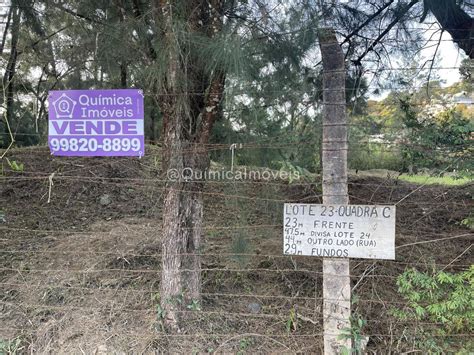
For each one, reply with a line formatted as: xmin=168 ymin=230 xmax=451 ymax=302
xmin=318 ymin=28 xmax=351 ymax=354
xmin=2 ymin=2 xmax=20 ymax=137
xmin=424 ymin=0 xmax=473 ymax=58
xmin=150 ymin=104 xmax=157 ymax=144
xmin=160 ymin=132 xmax=205 ymax=328
xmin=120 ymin=63 xmax=127 ymax=88
xmin=157 ymin=0 xmax=224 ymax=330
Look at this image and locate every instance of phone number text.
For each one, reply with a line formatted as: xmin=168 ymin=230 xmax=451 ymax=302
xmin=49 ymin=137 xmax=141 ymax=152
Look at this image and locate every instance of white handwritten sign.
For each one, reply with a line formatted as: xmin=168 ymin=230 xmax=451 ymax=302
xmin=283 ymin=204 xmax=396 ymax=260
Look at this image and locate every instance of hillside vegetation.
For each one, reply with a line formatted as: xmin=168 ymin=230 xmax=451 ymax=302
xmin=1 ymin=147 xmax=472 ymax=353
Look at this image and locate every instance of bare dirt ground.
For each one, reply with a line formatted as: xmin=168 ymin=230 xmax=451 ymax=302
xmin=1 ymin=146 xmax=472 ymax=353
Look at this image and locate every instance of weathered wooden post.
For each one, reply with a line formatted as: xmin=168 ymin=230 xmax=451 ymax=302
xmin=283 ymin=27 xmax=395 ymax=355
xmin=318 ymin=28 xmax=351 ymax=354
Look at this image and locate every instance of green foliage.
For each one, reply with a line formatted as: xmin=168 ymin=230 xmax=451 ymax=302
xmin=151 ymin=293 xmax=165 ymax=319
xmin=352 ymin=80 xmax=474 ymax=174
xmin=5 ymin=158 xmax=24 ymax=172
xmin=392 ymin=266 xmax=474 ymax=352
xmin=152 ymin=290 xmax=201 ymax=324
xmin=348 ymin=110 xmax=404 ymax=171
xmin=1 ymin=0 xmax=469 ymax=180
xmin=151 ymin=292 xmax=166 ymax=331
xmin=398 ymin=174 xmax=472 ymax=186
xmin=339 ymin=296 xmax=368 ymax=355
xmin=459 ymin=58 xmax=473 ymax=87
xmin=155 ymin=303 xmax=165 ymax=321
xmin=0 ymin=336 xmax=23 ymax=355
xmin=192 ymin=32 xmax=248 ymax=78
xmin=348 ymin=143 xmax=403 ymax=171
xmin=285 ymin=307 xmax=297 ymax=333
xmin=398 ymin=97 xmax=473 ymax=173
xmin=277 ymin=161 xmax=310 ymax=183
xmin=237 ymin=337 xmax=253 ymax=354
xmin=223 ymin=183 xmax=253 ymax=265
xmin=460 ymin=215 xmax=474 ymax=230
xmin=0 ymin=101 xmax=44 ymax=149
xmin=186 ymin=299 xmax=201 ymax=311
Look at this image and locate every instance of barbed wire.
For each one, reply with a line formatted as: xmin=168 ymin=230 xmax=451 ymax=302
xmin=1 ymin=231 xmax=472 ymax=267
xmin=0 ymin=266 xmax=421 ymax=280
xmin=1 ymin=234 xmax=471 ymax=278
xmin=0 ymin=169 xmax=471 ymax=185
xmin=1 ymin=178 xmax=471 ymax=347
xmin=2 ymin=8 xmax=473 ymax=352
xmin=1 ymin=119 xmax=471 ymax=352
xmin=0 ymin=296 xmax=469 ymax=327
xmin=1 ymin=147 xmax=471 ymax=167
xmin=0 ymin=176 xmax=472 ymax=208
xmin=0 ymin=322 xmax=469 ymax=340
xmin=3 ymin=137 xmax=472 ymax=151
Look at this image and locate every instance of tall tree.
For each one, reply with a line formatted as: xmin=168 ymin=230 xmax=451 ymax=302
xmin=422 ymin=0 xmax=473 ymax=59
xmin=2 ymin=0 xmax=20 ymax=150
xmin=156 ymin=0 xmax=226 ymax=329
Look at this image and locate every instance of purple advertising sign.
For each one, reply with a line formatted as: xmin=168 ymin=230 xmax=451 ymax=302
xmin=48 ymin=89 xmax=144 ymax=157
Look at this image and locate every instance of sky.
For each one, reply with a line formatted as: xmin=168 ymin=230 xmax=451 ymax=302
xmin=368 ymin=26 xmax=468 ymax=100
xmin=424 ymin=30 xmax=467 ymax=86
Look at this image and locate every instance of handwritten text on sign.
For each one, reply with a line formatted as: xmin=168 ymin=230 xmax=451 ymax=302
xmin=283 ymin=204 xmax=396 ymax=260
xmin=48 ymin=89 xmax=144 ymax=157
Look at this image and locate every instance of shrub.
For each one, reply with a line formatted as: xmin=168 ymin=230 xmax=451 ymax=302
xmin=392 ymin=266 xmax=474 ymax=353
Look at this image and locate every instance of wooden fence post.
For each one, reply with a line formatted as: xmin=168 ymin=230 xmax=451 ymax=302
xmin=318 ymin=28 xmax=351 ymax=354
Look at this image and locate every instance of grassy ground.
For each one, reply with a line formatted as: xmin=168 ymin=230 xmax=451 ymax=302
xmin=398 ymin=174 xmax=472 ymax=186
xmin=0 ymin=146 xmax=473 ymax=353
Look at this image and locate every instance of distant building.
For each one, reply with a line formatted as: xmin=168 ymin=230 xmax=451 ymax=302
xmin=452 ymin=91 xmax=474 ymax=105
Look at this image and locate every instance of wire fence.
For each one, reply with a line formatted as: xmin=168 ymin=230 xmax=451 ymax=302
xmin=1 ymin=36 xmax=472 ymax=349
xmin=1 ymin=1 xmax=473 ymax=350
xmin=1 ymin=144 xmax=472 ymax=353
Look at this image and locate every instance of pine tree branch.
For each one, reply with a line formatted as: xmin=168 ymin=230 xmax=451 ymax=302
xmin=18 ymin=26 xmax=69 ymax=54
xmin=353 ymin=0 xmax=420 ymax=66
xmin=51 ymin=3 xmax=104 ymax=25
xmin=341 ymin=0 xmax=395 ymax=46
xmin=423 ymin=0 xmax=474 ymax=59
xmin=426 ymin=29 xmax=443 ymax=98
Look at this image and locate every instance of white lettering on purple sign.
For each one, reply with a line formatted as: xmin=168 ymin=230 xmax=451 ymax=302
xmin=48 ymin=89 xmax=145 ymax=157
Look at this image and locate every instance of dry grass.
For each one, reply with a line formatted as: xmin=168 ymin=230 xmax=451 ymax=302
xmin=0 ymin=147 xmax=472 ymax=353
